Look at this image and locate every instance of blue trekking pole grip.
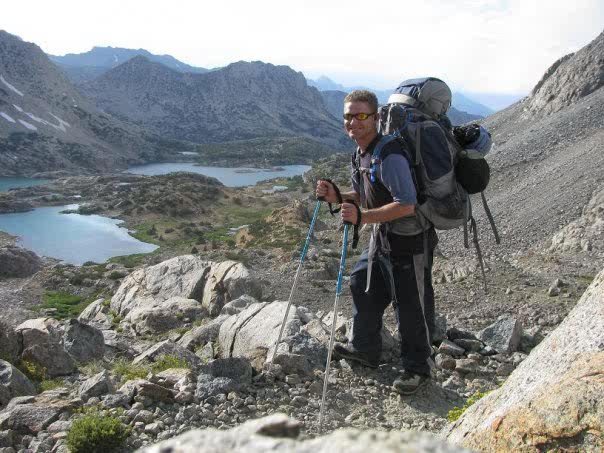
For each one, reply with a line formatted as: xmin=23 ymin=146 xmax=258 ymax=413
xmin=319 ymin=222 xmax=350 ymax=432
xmin=268 ymin=200 xmax=321 ymax=371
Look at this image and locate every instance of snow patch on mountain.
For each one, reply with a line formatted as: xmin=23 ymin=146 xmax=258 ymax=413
xmin=9 ymin=104 xmax=71 ymax=132
xmin=1 ymin=74 xmax=24 ymax=96
xmin=49 ymin=112 xmax=71 ymax=129
xmin=0 ymin=112 xmax=16 ymax=123
xmin=18 ymin=119 xmax=37 ymax=131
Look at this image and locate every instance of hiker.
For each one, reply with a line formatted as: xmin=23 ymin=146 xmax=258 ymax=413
xmin=316 ymin=89 xmax=437 ymax=395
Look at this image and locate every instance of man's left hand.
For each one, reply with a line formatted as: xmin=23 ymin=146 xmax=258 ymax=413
xmin=341 ymin=202 xmax=360 ymax=225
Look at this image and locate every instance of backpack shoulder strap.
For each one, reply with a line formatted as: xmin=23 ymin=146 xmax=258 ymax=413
xmin=372 ymin=135 xmax=413 ymax=169
xmin=372 ymin=135 xmax=399 ymax=161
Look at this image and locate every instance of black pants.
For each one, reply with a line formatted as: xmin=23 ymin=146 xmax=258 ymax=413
xmin=349 ymin=249 xmax=434 ymax=376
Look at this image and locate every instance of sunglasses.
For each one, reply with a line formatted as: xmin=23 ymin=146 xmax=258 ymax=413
xmin=343 ymin=112 xmax=376 ymax=121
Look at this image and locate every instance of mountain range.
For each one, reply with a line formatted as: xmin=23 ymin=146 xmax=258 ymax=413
xmin=50 ymin=46 xmax=493 ymax=120
xmin=3 ymin=30 xmax=600 ymax=178
xmin=0 ymin=32 xmax=349 ymax=176
xmin=81 ymin=56 xmax=347 ymax=147
xmin=49 ymin=46 xmax=209 ymax=84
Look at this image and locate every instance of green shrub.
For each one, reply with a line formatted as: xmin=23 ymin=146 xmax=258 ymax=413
xmin=79 ymin=360 xmax=106 ymax=377
xmin=108 ymin=253 xmax=148 ymax=269
xmin=67 ymin=412 xmax=130 ymax=453
xmin=69 ymin=275 xmax=85 ymax=285
xmin=17 ymin=359 xmax=47 ymax=382
xmin=150 ymin=354 xmax=189 ymax=373
xmin=111 ymin=357 xmax=149 ymax=382
xmin=447 ymin=391 xmax=490 ymax=422
xmin=38 ymin=379 xmax=63 ymax=392
xmin=108 ymin=310 xmax=123 ymax=327
xmin=38 ymin=291 xmax=86 ymax=319
xmin=108 ymin=271 xmax=125 ymax=280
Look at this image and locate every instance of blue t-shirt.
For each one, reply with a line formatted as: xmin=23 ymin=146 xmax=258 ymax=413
xmin=351 ymin=143 xmax=417 ymax=207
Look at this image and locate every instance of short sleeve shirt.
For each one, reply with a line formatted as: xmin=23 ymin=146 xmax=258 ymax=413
xmin=351 ymin=135 xmax=417 ymax=208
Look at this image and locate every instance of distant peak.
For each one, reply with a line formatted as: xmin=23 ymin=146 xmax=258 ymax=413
xmin=128 ymin=55 xmax=151 ymax=63
xmin=526 ymin=29 xmax=604 ymax=115
xmin=317 ymin=75 xmax=335 ymax=83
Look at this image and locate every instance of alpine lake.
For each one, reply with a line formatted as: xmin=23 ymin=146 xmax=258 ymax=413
xmin=0 ymin=163 xmax=310 ymax=265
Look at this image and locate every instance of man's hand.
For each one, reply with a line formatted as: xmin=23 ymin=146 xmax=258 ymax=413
xmin=316 ymin=180 xmax=338 ymax=203
xmin=341 ymin=202 xmax=360 ymax=225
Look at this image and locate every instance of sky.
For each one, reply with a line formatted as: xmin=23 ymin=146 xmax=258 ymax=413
xmin=3 ymin=0 xmax=603 ymax=96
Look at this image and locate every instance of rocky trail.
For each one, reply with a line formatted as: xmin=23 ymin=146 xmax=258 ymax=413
xmin=0 ymin=161 xmax=602 ymax=452
xmin=1 ymin=217 xmax=601 ymax=452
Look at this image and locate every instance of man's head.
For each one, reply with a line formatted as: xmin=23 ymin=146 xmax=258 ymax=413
xmin=343 ymin=90 xmax=379 ymax=146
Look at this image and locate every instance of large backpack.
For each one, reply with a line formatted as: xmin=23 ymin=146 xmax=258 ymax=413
xmin=373 ymin=77 xmax=500 ymax=291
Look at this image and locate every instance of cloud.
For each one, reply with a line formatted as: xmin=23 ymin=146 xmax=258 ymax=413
xmin=2 ymin=0 xmax=603 ymax=94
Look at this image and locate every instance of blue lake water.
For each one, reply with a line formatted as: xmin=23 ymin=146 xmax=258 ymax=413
xmin=0 ymin=164 xmax=308 ymax=265
xmin=0 ymin=177 xmax=50 ymax=192
xmin=0 ymin=204 xmax=158 ymax=265
xmin=125 ymin=163 xmax=311 ymax=187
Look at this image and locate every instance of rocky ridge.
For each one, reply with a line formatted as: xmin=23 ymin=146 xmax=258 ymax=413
xmin=49 ymin=46 xmax=209 ymax=85
xmin=438 ymin=30 xmax=604 ymax=258
xmin=0 ymin=31 xmax=196 ymax=176
xmin=527 ymin=31 xmax=604 ymax=115
xmin=83 ymin=57 xmax=348 ymax=148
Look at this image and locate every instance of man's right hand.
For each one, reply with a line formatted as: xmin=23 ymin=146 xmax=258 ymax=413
xmin=316 ymin=179 xmax=337 ymax=203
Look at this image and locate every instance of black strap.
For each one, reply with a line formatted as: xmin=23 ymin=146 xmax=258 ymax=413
xmin=481 ymin=191 xmax=501 ymax=244
xmin=463 ymin=221 xmax=469 ymax=248
xmin=470 ymin=216 xmax=489 ymax=293
xmin=318 ymin=178 xmax=343 ymax=216
xmin=343 ymin=198 xmax=362 ymax=249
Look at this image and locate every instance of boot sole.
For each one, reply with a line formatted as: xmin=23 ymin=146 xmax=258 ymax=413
xmin=332 ymin=348 xmax=379 ymax=369
xmin=392 ymin=378 xmax=429 ymax=395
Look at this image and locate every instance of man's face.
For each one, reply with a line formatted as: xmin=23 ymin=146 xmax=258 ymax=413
xmin=343 ymin=101 xmax=378 ymax=143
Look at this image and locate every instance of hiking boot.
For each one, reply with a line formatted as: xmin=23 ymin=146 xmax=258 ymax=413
xmin=332 ymin=342 xmax=379 ymax=368
xmin=392 ymin=371 xmax=429 ymax=395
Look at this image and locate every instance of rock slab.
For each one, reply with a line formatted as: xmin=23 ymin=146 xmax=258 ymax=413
xmin=445 ymin=268 xmax=604 ymax=452
xmin=0 ymin=361 xmax=36 ymax=408
xmin=218 ymin=302 xmax=301 ymax=370
xmin=0 ymin=246 xmax=41 ymax=278
xmin=63 ymin=319 xmax=105 ymax=363
xmin=477 ymin=317 xmax=522 ymax=354
xmin=14 ymin=319 xmax=76 ymax=377
xmin=137 ymin=413 xmax=470 ymax=452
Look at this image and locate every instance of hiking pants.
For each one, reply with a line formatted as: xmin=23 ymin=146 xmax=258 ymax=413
xmin=349 ymin=249 xmax=434 ymax=376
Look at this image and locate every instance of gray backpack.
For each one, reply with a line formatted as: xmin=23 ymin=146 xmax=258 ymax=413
xmin=375 ymin=77 xmax=500 ymax=290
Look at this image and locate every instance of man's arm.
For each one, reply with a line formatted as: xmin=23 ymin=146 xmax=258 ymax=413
xmin=340 ymin=190 xmax=360 ymax=204
xmin=341 ymin=201 xmax=414 ymax=225
xmin=341 ymin=152 xmax=416 ymax=225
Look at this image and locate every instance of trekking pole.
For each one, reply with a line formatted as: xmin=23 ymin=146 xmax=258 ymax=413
xmin=318 ymin=221 xmax=350 ymax=433
xmin=268 ymin=200 xmax=322 ymax=373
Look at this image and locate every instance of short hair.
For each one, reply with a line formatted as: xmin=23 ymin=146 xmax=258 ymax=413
xmin=344 ymin=90 xmax=378 ymax=112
